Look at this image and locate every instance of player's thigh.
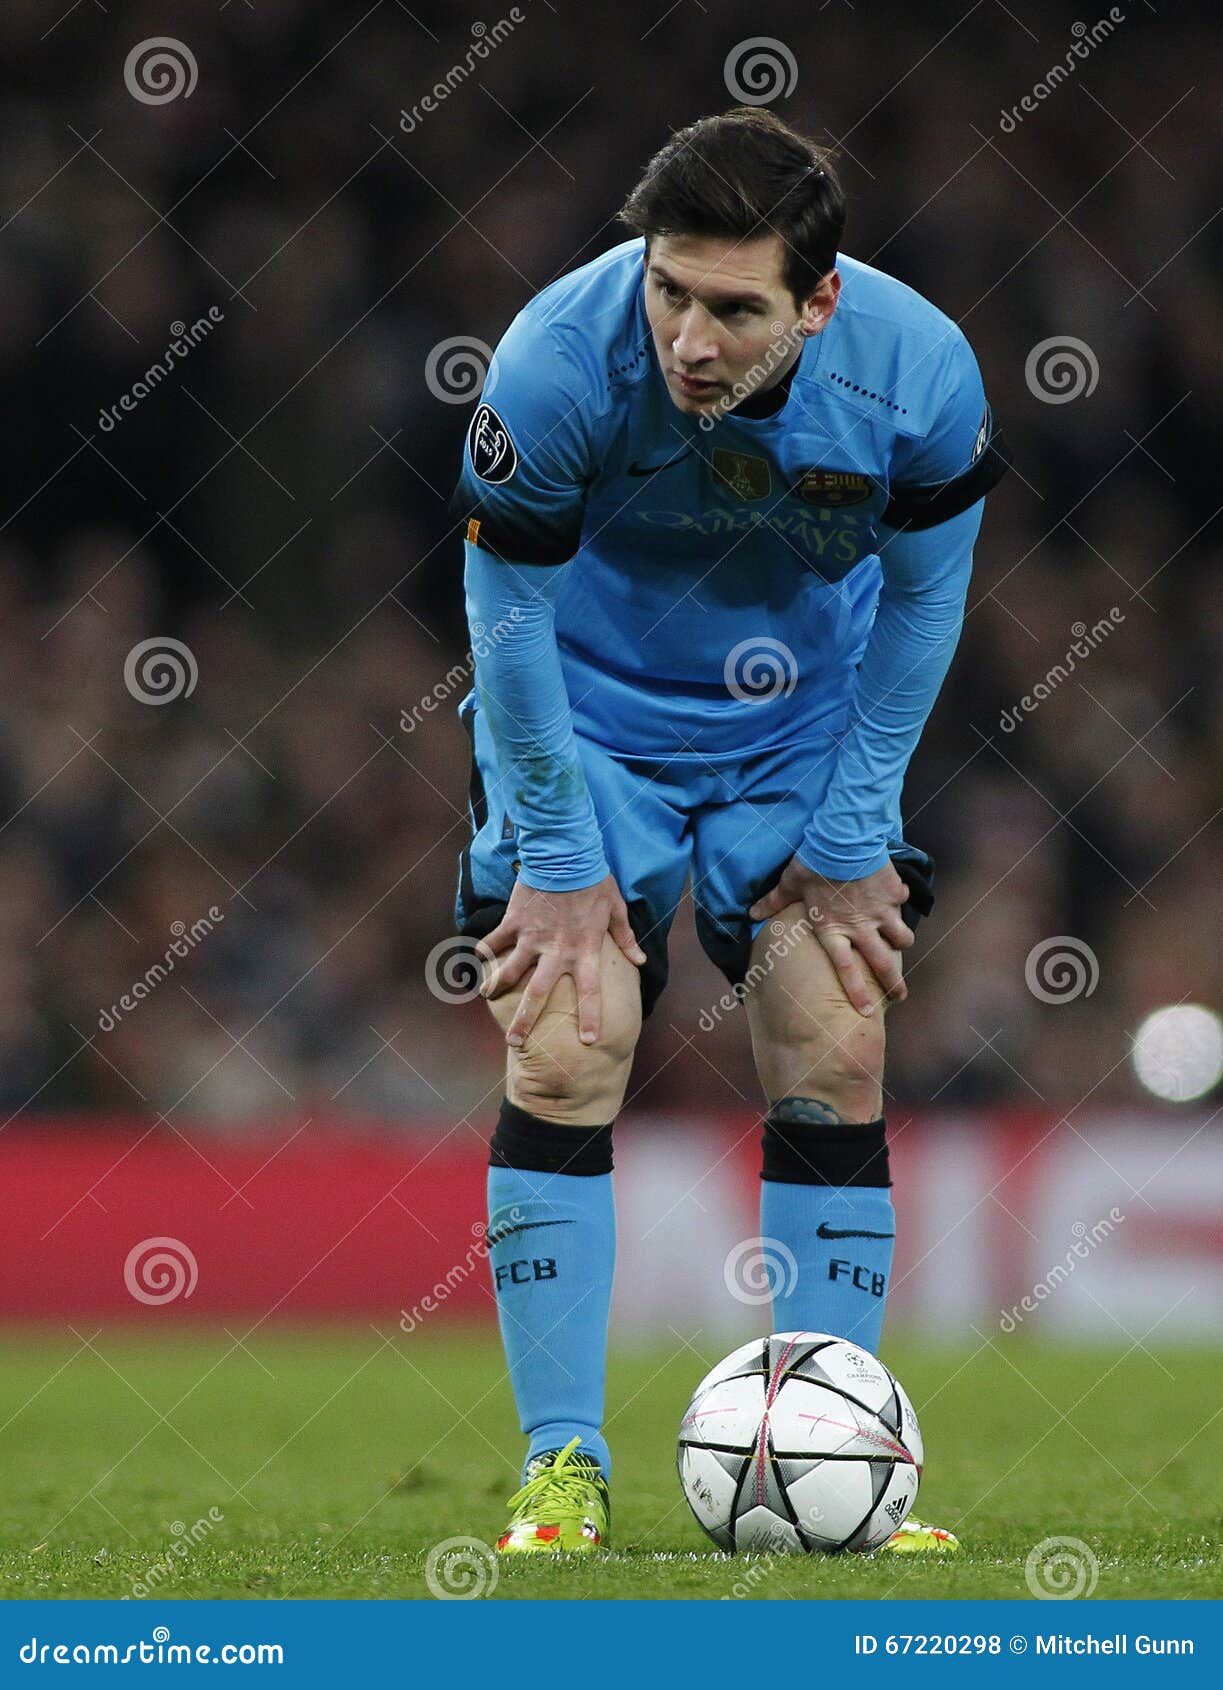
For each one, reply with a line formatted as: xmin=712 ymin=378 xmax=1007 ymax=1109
xmin=484 ymin=932 xmax=643 ymax=1125
xmin=743 ymin=904 xmax=889 ymax=1116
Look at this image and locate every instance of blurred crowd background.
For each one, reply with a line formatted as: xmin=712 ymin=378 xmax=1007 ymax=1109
xmin=0 ymin=0 xmax=1219 ymax=1128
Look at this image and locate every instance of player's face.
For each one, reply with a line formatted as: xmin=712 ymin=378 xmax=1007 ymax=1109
xmin=643 ymin=232 xmax=838 ymax=418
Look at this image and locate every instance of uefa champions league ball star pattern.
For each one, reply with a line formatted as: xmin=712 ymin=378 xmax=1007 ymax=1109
xmin=677 ymin=1332 xmax=923 ymax=1554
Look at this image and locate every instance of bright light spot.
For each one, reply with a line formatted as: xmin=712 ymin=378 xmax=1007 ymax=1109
xmin=1131 ymin=1005 xmax=1223 ymax=1103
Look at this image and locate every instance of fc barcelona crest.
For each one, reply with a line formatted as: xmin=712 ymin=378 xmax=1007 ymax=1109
xmin=793 ymin=467 xmax=873 ymax=507
xmin=712 ymin=448 xmax=772 ymax=502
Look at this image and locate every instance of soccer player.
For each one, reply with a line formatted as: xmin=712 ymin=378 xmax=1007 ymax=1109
xmin=449 ymin=108 xmax=1007 ymax=1557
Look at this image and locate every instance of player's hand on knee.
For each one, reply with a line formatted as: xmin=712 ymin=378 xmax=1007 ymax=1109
xmin=476 ymin=872 xmax=646 ymax=1048
xmin=749 ymin=855 xmax=912 ymax=1015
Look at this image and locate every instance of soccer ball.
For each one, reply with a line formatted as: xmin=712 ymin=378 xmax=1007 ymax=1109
xmin=677 ymin=1331 xmax=922 ymax=1554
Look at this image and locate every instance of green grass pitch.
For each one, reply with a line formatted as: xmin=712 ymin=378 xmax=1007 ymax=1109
xmin=1 ymin=1329 xmax=1219 ymax=1600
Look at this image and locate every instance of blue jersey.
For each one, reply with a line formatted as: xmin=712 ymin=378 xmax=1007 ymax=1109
xmin=451 ymin=237 xmax=1007 ymax=763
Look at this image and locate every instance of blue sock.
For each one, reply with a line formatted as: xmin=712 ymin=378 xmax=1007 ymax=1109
xmin=759 ymin=1108 xmax=894 ymax=1355
xmin=486 ymin=1102 xmax=615 ymax=1480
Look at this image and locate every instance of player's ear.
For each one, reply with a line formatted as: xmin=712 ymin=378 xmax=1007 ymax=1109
xmin=800 ymin=268 xmax=841 ymax=335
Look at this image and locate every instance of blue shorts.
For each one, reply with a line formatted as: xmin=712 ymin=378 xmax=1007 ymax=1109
xmin=455 ymin=693 xmax=935 ymax=1020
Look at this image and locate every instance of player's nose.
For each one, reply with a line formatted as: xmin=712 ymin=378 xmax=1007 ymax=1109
xmin=671 ymin=312 xmax=718 ymax=367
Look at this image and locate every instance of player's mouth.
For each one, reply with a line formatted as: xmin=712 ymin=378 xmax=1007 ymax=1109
xmin=673 ymin=371 xmax=721 ymax=397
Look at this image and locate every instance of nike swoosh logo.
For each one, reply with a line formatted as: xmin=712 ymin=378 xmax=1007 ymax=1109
xmin=816 ymin=1223 xmax=896 ymax=1241
xmin=485 ymin=1219 xmax=575 ymax=1247
xmin=626 ymin=450 xmax=692 ymax=476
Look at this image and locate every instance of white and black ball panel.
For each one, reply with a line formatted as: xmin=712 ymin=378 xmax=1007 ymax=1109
xmin=678 ymin=1370 xmax=764 ymax=1453
xmin=788 ymin=1338 xmax=898 ymax=1419
xmin=735 ymin=1431 xmax=794 ymax=1526
xmin=762 ymin=1331 xmax=838 ymax=1374
xmin=893 ymin=1375 xmax=924 ymax=1468
xmin=677 ymin=1443 xmax=743 ymax=1550
xmin=766 ymin=1379 xmax=892 ymax=1460
xmin=734 ymin=1506 xmax=802 ymax=1554
xmin=783 ymin=1458 xmax=878 ymax=1549
xmin=847 ymin=1461 xmax=921 ymax=1553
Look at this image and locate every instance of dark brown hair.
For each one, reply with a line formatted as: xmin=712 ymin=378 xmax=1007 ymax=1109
xmin=619 ymin=109 xmax=846 ymax=305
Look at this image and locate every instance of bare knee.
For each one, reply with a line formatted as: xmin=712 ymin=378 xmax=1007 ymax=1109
xmin=764 ymin=1025 xmax=885 ymax=1121
xmin=746 ymin=924 xmax=887 ymax=1120
xmin=494 ymin=938 xmax=641 ymax=1125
